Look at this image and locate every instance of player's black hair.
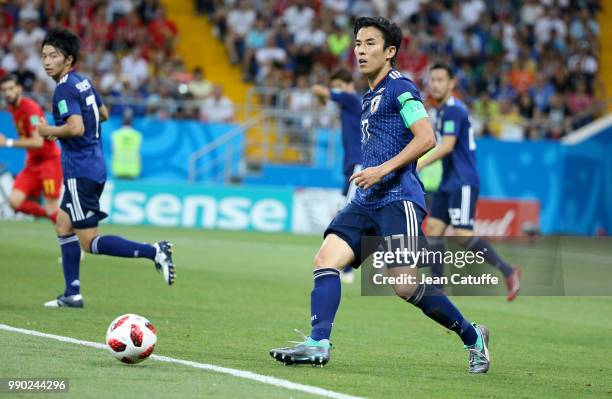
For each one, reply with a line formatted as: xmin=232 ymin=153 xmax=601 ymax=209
xmin=430 ymin=62 xmax=454 ymax=79
xmin=41 ymin=28 xmax=80 ymax=67
xmin=0 ymin=74 xmax=20 ymax=86
xmin=330 ymin=68 xmax=353 ymax=84
xmin=353 ymin=17 xmax=402 ymax=66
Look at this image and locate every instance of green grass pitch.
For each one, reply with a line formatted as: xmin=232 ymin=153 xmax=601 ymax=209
xmin=1 ymin=220 xmax=611 ymax=398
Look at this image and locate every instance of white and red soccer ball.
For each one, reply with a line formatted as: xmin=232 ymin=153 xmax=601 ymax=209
xmin=106 ymin=314 xmax=157 ymax=364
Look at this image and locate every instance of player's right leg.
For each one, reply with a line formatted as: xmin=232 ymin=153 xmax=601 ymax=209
xmin=270 ymin=203 xmax=368 ymax=367
xmin=45 ymin=209 xmax=84 ymax=308
xmin=270 ymin=234 xmax=354 ymax=366
xmin=339 ymin=164 xmax=362 ymax=284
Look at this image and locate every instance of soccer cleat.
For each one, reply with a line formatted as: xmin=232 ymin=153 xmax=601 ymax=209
xmin=153 ymin=241 xmax=175 ymax=285
xmin=465 ymin=324 xmax=490 ymax=374
xmin=44 ymin=294 xmax=84 ymax=308
xmin=506 ymin=266 xmax=522 ymax=301
xmin=270 ymin=332 xmax=332 ymax=366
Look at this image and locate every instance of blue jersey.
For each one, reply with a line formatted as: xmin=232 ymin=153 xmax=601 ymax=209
xmin=354 ymin=70 xmax=429 ymax=211
xmin=330 ymin=90 xmax=362 ymax=174
xmin=434 ymin=96 xmax=479 ymax=191
xmin=52 ymin=71 xmax=106 ymax=183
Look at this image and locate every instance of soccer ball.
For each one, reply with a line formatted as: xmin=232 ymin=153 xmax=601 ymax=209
xmin=106 ymin=314 xmax=157 ymax=364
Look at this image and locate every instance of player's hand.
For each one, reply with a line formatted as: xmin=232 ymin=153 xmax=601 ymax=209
xmin=38 ymin=118 xmax=52 ymax=137
xmin=350 ymin=166 xmax=388 ymax=190
xmin=0 ymin=133 xmax=5 ymax=146
xmin=416 ymin=161 xmax=423 ymax=173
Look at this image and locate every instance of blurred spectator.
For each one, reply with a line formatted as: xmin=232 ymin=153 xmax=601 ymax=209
xmin=491 ymin=97 xmax=525 ymax=141
xmin=529 ymin=73 xmax=556 ymax=112
xmin=121 ymin=46 xmax=149 ymax=88
xmin=567 ymin=79 xmax=594 ymax=129
xmin=147 ymin=5 xmax=177 ymax=54
xmin=11 ymin=45 xmax=37 ymax=92
xmin=283 ymin=0 xmax=315 ymax=36
xmin=200 ymin=84 xmax=234 ymax=122
xmin=225 ymin=0 xmax=256 ymax=63
xmin=189 ymin=66 xmax=212 ymax=99
xmin=472 ymin=91 xmax=500 ymax=136
xmin=541 ymin=93 xmax=570 ymax=139
xmin=12 ymin=9 xmax=45 ymax=58
xmin=288 ymin=74 xmax=315 ymax=129
xmin=255 ymin=36 xmax=288 ymax=83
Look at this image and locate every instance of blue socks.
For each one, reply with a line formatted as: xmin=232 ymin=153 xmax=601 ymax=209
xmin=310 ymin=268 xmax=341 ymax=341
xmin=90 ymin=235 xmax=156 ymax=260
xmin=428 ymin=237 xmax=446 ymax=282
xmin=407 ymin=283 xmax=478 ymax=346
xmin=58 ymin=234 xmax=81 ymax=297
xmin=466 ymin=237 xmax=513 ymax=277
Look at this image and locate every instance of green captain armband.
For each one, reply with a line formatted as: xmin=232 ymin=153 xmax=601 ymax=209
xmin=398 ymin=92 xmax=428 ymax=127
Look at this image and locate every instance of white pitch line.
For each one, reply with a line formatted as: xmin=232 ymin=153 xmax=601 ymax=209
xmin=0 ymin=323 xmax=364 ymax=399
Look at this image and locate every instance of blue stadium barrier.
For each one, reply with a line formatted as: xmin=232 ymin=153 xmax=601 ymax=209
xmin=0 ymin=112 xmax=241 ymax=182
xmin=2 ymin=111 xmax=611 ymax=234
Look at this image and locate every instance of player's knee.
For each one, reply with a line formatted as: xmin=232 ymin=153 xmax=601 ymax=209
xmin=426 ymin=219 xmax=446 ymax=236
xmin=312 ymin=251 xmax=344 ymax=271
xmin=392 ymin=283 xmax=418 ymax=299
xmin=8 ymin=196 xmax=21 ymax=210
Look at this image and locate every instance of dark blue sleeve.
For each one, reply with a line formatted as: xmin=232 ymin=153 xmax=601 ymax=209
xmin=55 ymin=84 xmax=82 ymax=120
xmin=329 ymin=90 xmax=353 ymax=106
xmin=441 ymin=106 xmax=467 ymax=136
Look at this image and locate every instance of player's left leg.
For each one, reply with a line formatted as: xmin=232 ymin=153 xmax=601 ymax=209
xmin=65 ymin=178 xmax=175 ymax=285
xmin=10 ymin=167 xmax=48 ymax=218
xmin=377 ymin=201 xmax=490 ymax=373
xmin=39 ymin=156 xmax=63 ymax=224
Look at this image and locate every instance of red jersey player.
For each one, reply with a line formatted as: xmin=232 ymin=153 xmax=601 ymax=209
xmin=0 ymin=74 xmax=62 ymax=223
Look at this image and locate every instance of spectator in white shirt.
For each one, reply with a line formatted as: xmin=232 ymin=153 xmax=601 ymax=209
xmin=283 ymin=0 xmax=315 ymax=35
xmin=121 ymin=46 xmax=149 ymax=88
xmin=225 ymin=0 xmax=256 ymax=63
xmin=200 ymin=84 xmax=235 ymax=123
xmin=12 ymin=9 xmax=45 ymax=58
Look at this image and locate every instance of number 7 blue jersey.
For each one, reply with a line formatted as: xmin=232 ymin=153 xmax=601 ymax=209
xmin=52 ymin=70 xmax=106 ymax=183
xmin=354 ymin=70 xmax=429 ymax=212
xmin=433 ymin=96 xmax=479 ymax=192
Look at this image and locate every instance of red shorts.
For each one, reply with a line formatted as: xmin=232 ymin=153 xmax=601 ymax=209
xmin=13 ymin=157 xmax=63 ymax=199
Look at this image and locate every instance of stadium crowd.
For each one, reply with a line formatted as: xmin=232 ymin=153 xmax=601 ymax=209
xmin=205 ymin=0 xmax=603 ymax=140
xmin=0 ymin=0 xmax=236 ymax=121
xmin=0 ymin=0 xmax=605 ymax=140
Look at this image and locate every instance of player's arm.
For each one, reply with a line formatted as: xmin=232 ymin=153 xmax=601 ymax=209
xmin=417 ymin=108 xmax=464 ymax=171
xmin=0 ymin=125 xmax=45 ymax=149
xmin=99 ymin=104 xmax=109 ymax=122
xmin=39 ymin=114 xmax=85 ymax=138
xmin=311 ymin=85 xmax=331 ymax=105
xmin=351 ymin=88 xmax=435 ymax=190
xmin=416 ymin=135 xmax=456 ymax=171
xmin=95 ymin=87 xmax=109 ymax=122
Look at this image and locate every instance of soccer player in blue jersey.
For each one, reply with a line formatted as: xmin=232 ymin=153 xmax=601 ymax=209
xmin=417 ymin=63 xmax=521 ymax=301
xmin=311 ymin=68 xmax=362 ymax=284
xmin=37 ymin=29 xmax=175 ymax=308
xmin=270 ymin=18 xmax=490 ymax=374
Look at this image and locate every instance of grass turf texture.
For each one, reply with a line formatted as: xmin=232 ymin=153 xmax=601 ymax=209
xmin=1 ymin=220 xmax=611 ymax=398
